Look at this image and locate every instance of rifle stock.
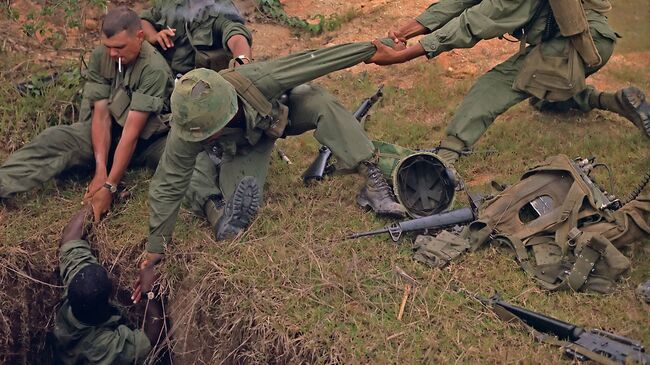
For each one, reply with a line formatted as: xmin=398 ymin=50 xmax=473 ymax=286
xmin=302 ymin=86 xmax=384 ymax=183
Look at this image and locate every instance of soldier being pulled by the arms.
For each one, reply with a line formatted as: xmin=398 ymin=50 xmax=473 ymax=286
xmin=366 ymin=0 xmax=650 ymax=165
xmin=133 ymin=41 xmax=409 ymax=302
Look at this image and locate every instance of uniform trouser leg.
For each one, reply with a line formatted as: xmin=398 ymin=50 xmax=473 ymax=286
xmin=446 ymin=27 xmax=616 ymax=147
xmin=286 ymin=84 xmax=375 ymax=169
xmin=218 ymin=138 xmax=275 ymax=200
xmin=530 ymin=30 xmax=616 ymax=113
xmin=0 ymin=122 xmax=93 ymax=197
xmin=130 ymin=134 xmax=221 ymax=217
xmin=184 ymin=152 xmax=222 ymax=216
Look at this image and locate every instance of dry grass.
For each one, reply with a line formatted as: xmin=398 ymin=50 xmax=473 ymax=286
xmin=1 ymin=0 xmax=650 ymax=363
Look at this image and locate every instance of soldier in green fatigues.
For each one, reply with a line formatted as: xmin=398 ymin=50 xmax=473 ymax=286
xmin=366 ymin=0 xmax=650 ymax=164
xmin=53 ymin=208 xmax=167 ymax=364
xmin=140 ymin=0 xmax=253 ymax=74
xmin=132 ymin=42 xmax=407 ymax=300
xmin=0 ymin=7 xmax=220 ymax=223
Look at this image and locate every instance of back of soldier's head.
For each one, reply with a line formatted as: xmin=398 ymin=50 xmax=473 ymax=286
xmin=101 ymin=6 xmax=141 ymax=38
xmin=68 ymin=264 xmax=112 ymax=325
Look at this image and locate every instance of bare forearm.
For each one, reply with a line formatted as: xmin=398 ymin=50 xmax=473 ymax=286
xmin=141 ymin=20 xmax=159 ymax=44
xmin=226 ymin=34 xmax=252 ymax=59
xmin=91 ymin=101 xmax=111 ymax=175
xmin=399 ymin=19 xmax=430 ymax=39
xmin=106 ymin=135 xmax=138 ymax=184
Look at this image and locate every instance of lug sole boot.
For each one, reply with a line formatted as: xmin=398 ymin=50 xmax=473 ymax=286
xmin=214 ymin=176 xmax=261 ymax=241
xmin=356 ymin=162 xmax=407 ymax=218
xmin=619 ymin=86 xmax=650 ymax=138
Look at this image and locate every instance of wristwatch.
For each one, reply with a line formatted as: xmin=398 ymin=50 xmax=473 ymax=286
xmin=235 ymin=54 xmax=251 ymax=65
xmin=102 ymin=182 xmax=117 ymax=193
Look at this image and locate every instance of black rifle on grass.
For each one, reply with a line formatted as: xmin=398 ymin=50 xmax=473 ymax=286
xmin=302 ymin=86 xmax=383 ymax=183
xmin=346 ymin=206 xmax=476 ymax=242
xmin=476 ymin=293 xmax=650 ymax=364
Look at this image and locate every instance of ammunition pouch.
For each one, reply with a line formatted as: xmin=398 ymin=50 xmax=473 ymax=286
xmin=194 ymin=47 xmax=232 ymax=72
xmin=466 ymin=154 xmax=650 ymax=293
xmin=514 ymin=42 xmax=586 ymax=102
xmin=548 ymin=0 xmax=602 ymax=67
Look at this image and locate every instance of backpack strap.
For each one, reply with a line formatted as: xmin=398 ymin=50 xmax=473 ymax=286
xmin=218 ymin=69 xmax=272 ymax=116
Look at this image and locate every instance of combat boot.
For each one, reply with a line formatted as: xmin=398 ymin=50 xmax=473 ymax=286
xmin=357 ymin=162 xmax=407 ymax=217
xmin=214 ymin=176 xmax=261 ymax=241
xmin=204 ymin=195 xmax=225 ymax=230
xmin=590 ymin=86 xmax=650 ymax=138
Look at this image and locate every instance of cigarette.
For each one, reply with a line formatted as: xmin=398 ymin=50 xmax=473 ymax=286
xmin=166 ymin=26 xmax=174 ymax=33
xmin=118 ymin=57 xmax=122 ymax=73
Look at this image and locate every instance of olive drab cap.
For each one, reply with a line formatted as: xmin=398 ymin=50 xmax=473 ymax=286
xmin=171 ymin=68 xmax=238 ymax=142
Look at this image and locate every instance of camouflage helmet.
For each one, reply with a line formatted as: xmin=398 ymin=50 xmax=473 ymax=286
xmin=171 ymin=68 xmax=238 ymax=142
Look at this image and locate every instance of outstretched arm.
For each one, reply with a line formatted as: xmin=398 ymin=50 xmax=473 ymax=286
xmin=84 ymin=99 xmax=112 ymax=203
xmin=366 ymin=39 xmax=426 ymax=65
xmin=90 ymin=110 xmax=149 ymax=221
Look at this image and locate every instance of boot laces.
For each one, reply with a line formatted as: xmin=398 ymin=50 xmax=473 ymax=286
xmin=368 ymin=166 xmax=395 ymax=199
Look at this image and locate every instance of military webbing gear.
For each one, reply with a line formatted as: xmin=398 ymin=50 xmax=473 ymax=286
xmin=413 ymin=230 xmax=470 ymax=268
xmin=140 ymin=0 xmax=252 ymax=75
xmin=357 ymin=162 xmax=407 ymax=218
xmin=547 ymin=0 xmax=602 ymax=67
xmin=393 ymin=152 xmax=456 ymax=218
xmin=171 ymin=68 xmax=239 ymax=142
xmin=589 ymin=86 xmax=650 ymax=138
xmin=85 ymin=42 xmax=174 ymax=140
xmin=214 ymin=176 xmax=260 ymax=240
xmin=219 ymin=69 xmax=290 ymax=139
xmin=466 ymin=155 xmax=650 ymax=293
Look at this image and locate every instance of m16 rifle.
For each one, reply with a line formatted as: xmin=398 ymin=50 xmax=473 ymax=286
xmin=477 ymin=293 xmax=650 ymax=364
xmin=302 ymin=86 xmax=383 ymax=183
xmin=346 ymin=206 xmax=476 ymax=242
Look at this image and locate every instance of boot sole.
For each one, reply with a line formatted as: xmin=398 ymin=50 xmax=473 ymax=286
xmin=622 ymin=87 xmax=650 ymax=138
xmin=215 ymin=176 xmax=261 ymax=241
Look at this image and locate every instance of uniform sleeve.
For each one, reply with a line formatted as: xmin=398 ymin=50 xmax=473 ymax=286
xmin=140 ymin=4 xmax=162 ymax=27
xmin=130 ymin=65 xmax=173 ymax=114
xmin=415 ymin=0 xmax=482 ymax=32
xmin=213 ymin=14 xmax=253 ymax=51
xmin=147 ymin=129 xmax=204 ymax=253
xmin=91 ymin=325 xmax=152 ymax=364
xmin=82 ymin=47 xmax=111 ymax=104
xmin=418 ymin=0 xmax=542 ymax=58
xmin=59 ymin=239 xmax=99 ymax=287
xmin=240 ymin=41 xmax=386 ymax=100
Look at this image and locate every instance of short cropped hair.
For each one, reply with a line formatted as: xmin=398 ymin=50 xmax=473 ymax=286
xmin=68 ymin=264 xmax=112 ymax=325
xmin=101 ymin=6 xmax=142 ymax=38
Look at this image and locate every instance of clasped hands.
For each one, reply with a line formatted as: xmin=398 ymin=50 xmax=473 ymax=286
xmin=82 ymin=171 xmax=113 ymax=222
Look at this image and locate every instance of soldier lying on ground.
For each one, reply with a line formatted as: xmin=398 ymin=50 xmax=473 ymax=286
xmin=132 ymin=41 xmax=408 ymax=303
xmin=140 ymin=0 xmax=253 ymax=74
xmin=366 ymin=0 xmax=650 ymax=165
xmin=0 ymin=7 xmax=231 ymax=228
xmin=54 ymin=207 xmax=168 ymax=364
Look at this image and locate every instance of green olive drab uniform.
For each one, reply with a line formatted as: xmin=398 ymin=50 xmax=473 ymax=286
xmin=53 ymin=239 xmax=151 ymax=364
xmin=415 ymin=0 xmax=617 ymax=147
xmin=147 ymin=42 xmax=381 ymax=253
xmin=0 ymin=42 xmax=217 ymax=211
xmin=0 ymin=42 xmax=171 ymax=197
xmin=140 ymin=0 xmax=253 ymax=74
